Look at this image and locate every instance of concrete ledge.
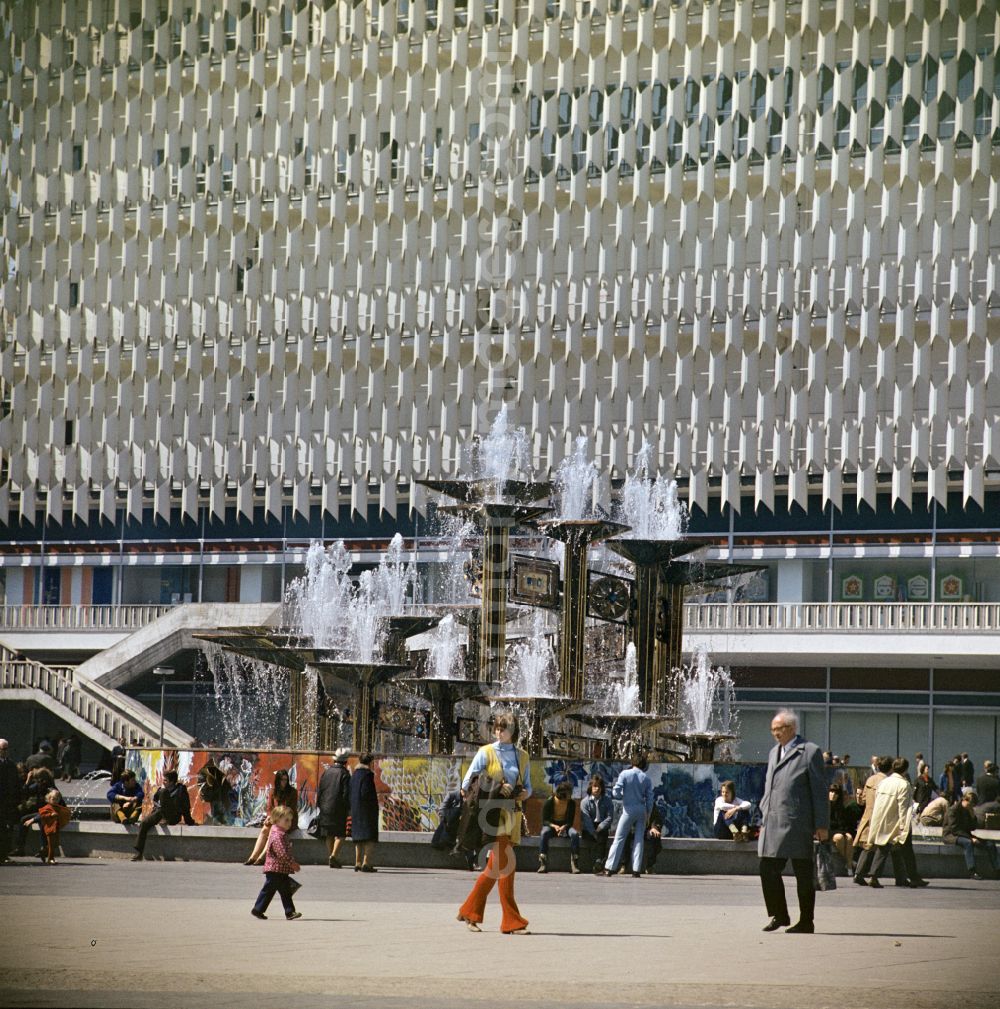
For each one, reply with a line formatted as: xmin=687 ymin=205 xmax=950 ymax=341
xmin=51 ymin=822 xmax=976 ymax=877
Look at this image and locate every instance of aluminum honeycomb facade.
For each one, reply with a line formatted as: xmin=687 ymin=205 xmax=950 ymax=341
xmin=2 ymin=1 xmax=999 ymax=524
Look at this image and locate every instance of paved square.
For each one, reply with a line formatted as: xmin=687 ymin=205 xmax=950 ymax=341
xmin=1 ymin=859 xmax=997 ymax=1008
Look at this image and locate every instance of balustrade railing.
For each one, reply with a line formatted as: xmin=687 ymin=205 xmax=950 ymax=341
xmin=0 ymin=646 xmax=188 ymax=746
xmin=0 ymin=605 xmax=173 ymax=631
xmin=684 ymin=602 xmax=1000 ymax=633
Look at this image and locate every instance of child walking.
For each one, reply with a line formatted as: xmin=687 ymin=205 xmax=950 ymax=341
xmin=250 ymin=805 xmax=302 ymax=920
xmin=27 ymin=788 xmax=72 ymax=864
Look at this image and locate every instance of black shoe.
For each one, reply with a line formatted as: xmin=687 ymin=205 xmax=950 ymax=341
xmin=762 ymin=917 xmax=790 ymax=932
xmin=631 ymin=871 xmax=641 ymax=878
xmin=852 ymin=876 xmax=867 ymax=886
xmin=910 ymin=879 xmax=930 ymax=887
xmin=969 ymin=871 xmax=984 ymax=881
xmin=250 ymin=909 xmax=267 ymax=920
xmin=286 ymin=911 xmax=302 ymax=920
xmin=130 ymin=853 xmax=143 ymax=862
xmin=786 ymin=921 xmax=814 ymax=934
xmin=360 ymin=864 xmax=377 ymax=873
xmin=868 ymin=878 xmax=882 ymax=888
xmin=328 ymin=856 xmax=342 ymax=868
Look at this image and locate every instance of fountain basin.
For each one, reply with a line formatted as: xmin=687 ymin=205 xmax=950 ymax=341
xmin=418 ymin=477 xmax=553 ymax=504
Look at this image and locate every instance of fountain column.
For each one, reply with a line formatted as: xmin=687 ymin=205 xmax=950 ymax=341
xmin=631 ymin=562 xmax=667 ymax=716
xmin=606 ymin=540 xmax=702 ymax=718
xmin=353 ymin=675 xmax=379 ymax=755
xmin=480 ymin=513 xmax=511 ymax=685
xmin=537 ymin=519 xmax=625 ymax=701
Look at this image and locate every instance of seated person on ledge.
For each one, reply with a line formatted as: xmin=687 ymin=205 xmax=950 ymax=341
xmin=538 ymin=780 xmax=580 ymax=874
xmin=131 ymin=770 xmax=197 ymax=861
xmin=107 ymin=769 xmax=144 ymax=824
xmin=580 ymin=774 xmax=613 ymax=873
xmin=713 ymin=780 xmax=752 ymax=840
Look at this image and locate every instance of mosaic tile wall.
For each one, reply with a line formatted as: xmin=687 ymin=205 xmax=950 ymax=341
xmin=127 ymin=748 xmax=864 ymax=837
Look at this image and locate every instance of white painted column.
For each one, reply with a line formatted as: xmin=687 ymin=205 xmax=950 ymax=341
xmin=240 ymin=565 xmax=264 ymax=603
xmin=776 ymin=560 xmax=807 ymax=604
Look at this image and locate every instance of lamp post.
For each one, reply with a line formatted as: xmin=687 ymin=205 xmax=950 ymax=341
xmin=154 ymin=666 xmax=174 ymax=746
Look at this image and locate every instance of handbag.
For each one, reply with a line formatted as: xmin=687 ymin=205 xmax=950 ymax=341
xmin=813 ymin=840 xmax=837 ymax=891
xmin=305 ymin=812 xmax=321 ymax=838
xmin=455 ymin=769 xmax=513 ymax=853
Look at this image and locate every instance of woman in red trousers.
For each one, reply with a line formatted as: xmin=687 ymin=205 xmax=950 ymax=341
xmin=456 ymin=711 xmax=531 ymax=935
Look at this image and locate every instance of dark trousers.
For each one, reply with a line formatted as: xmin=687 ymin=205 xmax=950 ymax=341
xmin=714 ymin=808 xmax=751 ymax=839
xmin=0 ymin=816 xmax=15 ymax=859
xmin=253 ymin=872 xmax=297 ymax=916
xmin=854 ymin=843 xmax=903 ymax=883
xmin=868 ymin=832 xmax=920 ymax=883
xmin=15 ymin=814 xmax=41 ymax=853
xmin=759 ymin=856 xmax=816 ymax=925
xmin=134 ymin=809 xmax=166 ymax=854
xmin=583 ymin=827 xmax=610 ymax=865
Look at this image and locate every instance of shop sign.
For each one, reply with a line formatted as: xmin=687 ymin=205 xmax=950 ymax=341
xmin=841 ymin=574 xmax=863 ymax=600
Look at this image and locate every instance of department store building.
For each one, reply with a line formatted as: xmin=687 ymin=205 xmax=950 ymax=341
xmin=1 ymin=1 xmax=998 ymax=764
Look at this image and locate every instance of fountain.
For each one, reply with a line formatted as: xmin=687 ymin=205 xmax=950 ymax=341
xmin=667 ymin=645 xmax=739 ymax=762
xmin=605 ymin=443 xmax=761 ymax=726
xmin=195 ymin=425 xmax=756 ymax=765
xmin=534 ymin=438 xmax=626 ymax=700
xmin=418 ymin=407 xmax=551 ymax=684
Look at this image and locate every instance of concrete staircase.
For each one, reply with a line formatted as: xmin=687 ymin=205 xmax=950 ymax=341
xmin=0 ymin=645 xmax=194 ymax=750
xmin=72 ymin=602 xmax=281 ymax=690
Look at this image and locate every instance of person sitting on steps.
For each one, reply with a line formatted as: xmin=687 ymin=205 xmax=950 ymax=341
xmin=713 ymin=780 xmax=752 ymax=841
xmin=580 ymin=774 xmax=613 ymax=873
xmin=538 ymin=780 xmax=580 ymax=874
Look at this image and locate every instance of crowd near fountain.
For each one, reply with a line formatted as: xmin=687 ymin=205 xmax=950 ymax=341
xmin=200 ymin=409 xmax=750 ymax=762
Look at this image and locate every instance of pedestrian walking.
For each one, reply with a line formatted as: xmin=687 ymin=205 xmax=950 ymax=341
xmin=758 ymin=709 xmax=829 ymax=934
xmin=316 ymin=748 xmax=351 ymax=868
xmin=349 ymin=753 xmax=379 ymax=872
xmin=864 ymin=758 xmax=929 ymax=888
xmin=602 ymin=752 xmax=654 ymax=878
xmin=250 ymin=805 xmax=302 ymax=920
xmin=456 ymin=711 xmax=531 ymax=934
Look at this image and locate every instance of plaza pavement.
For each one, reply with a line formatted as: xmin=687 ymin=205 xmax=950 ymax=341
xmin=0 ymin=859 xmax=997 ymax=1009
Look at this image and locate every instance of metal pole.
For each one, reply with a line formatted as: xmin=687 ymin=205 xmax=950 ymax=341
xmin=153 ymin=666 xmax=174 ymax=747
xmin=159 ymin=680 xmax=166 ymax=746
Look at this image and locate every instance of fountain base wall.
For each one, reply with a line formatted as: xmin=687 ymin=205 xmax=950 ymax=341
xmin=126 ymin=748 xmax=855 ymax=840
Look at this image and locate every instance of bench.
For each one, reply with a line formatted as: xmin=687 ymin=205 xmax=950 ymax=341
xmin=53 ymin=822 xmax=976 ymax=877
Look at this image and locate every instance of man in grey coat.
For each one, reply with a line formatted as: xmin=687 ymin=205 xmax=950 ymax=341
xmin=758 ymin=709 xmax=829 ymax=934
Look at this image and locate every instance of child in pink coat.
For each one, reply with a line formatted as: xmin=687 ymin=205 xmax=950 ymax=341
xmin=250 ymin=805 xmax=302 ymax=920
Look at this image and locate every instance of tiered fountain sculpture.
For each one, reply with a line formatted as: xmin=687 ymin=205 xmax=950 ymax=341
xmin=199 ymin=422 xmax=755 ymax=762
xmin=418 ymin=407 xmax=551 ymax=685
xmin=535 ymin=438 xmax=626 ymax=700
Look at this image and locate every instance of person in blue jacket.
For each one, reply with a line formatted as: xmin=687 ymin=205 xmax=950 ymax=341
xmin=602 ymin=752 xmax=653 ymax=878
xmin=107 ymin=769 xmax=144 ymax=824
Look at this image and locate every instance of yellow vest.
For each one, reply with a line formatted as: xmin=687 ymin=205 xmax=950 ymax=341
xmin=480 ymin=743 xmax=529 ymax=844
